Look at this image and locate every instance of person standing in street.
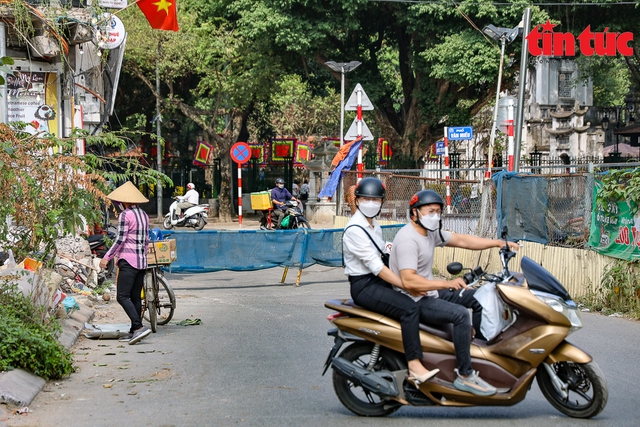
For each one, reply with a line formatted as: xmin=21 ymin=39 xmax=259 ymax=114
xmin=175 ymin=183 xmax=199 ymax=217
xmin=99 ymin=182 xmax=151 ymax=345
xmin=299 ymin=179 xmax=310 ymax=203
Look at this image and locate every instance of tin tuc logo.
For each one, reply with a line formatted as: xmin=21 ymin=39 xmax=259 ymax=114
xmin=526 ymin=20 xmax=634 ymax=57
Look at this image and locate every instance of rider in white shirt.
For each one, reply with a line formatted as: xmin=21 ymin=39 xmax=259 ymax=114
xmin=176 ymin=183 xmax=199 ymax=217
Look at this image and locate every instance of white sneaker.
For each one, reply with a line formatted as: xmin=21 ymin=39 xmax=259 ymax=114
xmin=453 ymin=369 xmax=497 ymax=396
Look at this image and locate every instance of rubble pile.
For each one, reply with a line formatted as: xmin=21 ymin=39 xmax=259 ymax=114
xmin=54 ymin=234 xmax=101 ymax=294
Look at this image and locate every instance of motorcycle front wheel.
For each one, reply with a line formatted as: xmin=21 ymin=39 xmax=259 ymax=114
xmin=536 ymin=361 xmax=608 ymax=418
xmin=332 ymin=342 xmax=403 ymax=417
xmin=294 ymin=217 xmax=311 ymax=229
xmin=163 ymin=217 xmax=174 ymax=230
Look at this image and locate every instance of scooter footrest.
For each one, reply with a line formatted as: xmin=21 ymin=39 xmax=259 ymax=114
xmin=404 ymin=386 xmax=435 ymax=406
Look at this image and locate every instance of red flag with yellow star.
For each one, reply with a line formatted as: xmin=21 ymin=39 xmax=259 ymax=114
xmin=137 ymin=0 xmax=179 ymax=32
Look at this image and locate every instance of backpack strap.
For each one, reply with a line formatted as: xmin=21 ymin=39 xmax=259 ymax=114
xmin=344 ymin=224 xmax=385 ymax=255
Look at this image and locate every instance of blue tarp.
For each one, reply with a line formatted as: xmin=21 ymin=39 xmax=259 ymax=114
xmin=493 ymin=171 xmax=549 ymax=244
xmin=164 ymin=225 xmax=404 ymax=273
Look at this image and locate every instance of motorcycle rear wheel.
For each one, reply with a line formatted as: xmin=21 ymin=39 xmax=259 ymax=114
xmin=536 ymin=361 xmax=608 ymax=418
xmin=194 ymin=216 xmax=206 ymax=231
xmin=163 ymin=217 xmax=173 ymax=230
xmin=332 ymin=343 xmax=403 ymax=417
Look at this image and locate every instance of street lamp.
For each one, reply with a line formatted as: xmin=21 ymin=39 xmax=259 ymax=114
xmin=482 ymin=24 xmax=520 ymax=175
xmin=325 ymin=61 xmax=361 ymax=146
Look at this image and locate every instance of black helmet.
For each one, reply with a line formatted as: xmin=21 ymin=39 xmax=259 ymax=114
xmin=354 ymin=177 xmax=386 ymax=199
xmin=275 ymin=178 xmax=285 ymax=185
xmin=410 ymin=190 xmax=444 ymax=211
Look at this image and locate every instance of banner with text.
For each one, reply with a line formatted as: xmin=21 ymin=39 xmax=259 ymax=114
xmin=587 ymin=179 xmax=640 ymax=260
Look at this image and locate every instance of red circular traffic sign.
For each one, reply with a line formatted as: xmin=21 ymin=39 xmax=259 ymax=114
xmin=230 ymin=142 xmax=251 ymax=163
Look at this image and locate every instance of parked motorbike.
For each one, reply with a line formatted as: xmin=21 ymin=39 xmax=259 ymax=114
xmin=163 ymin=198 xmax=209 ymax=231
xmin=259 ymin=200 xmax=311 ymax=230
xmin=323 ymin=228 xmax=607 ymax=419
xmin=86 ymin=225 xmax=116 ymax=279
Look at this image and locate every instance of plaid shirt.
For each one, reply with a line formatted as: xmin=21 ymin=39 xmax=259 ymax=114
xmin=103 ymin=206 xmax=150 ymax=270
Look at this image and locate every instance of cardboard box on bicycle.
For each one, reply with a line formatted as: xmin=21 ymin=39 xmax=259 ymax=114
xmin=251 ymin=191 xmax=272 ymax=210
xmin=147 ymin=239 xmax=177 ymax=265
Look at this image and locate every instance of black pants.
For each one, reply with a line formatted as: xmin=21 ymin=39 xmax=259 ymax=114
xmin=416 ymin=288 xmax=484 ymax=376
xmin=116 ymin=259 xmax=146 ymax=332
xmin=349 ymin=274 xmax=423 ymax=361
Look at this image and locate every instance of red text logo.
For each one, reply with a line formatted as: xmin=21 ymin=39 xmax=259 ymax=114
xmin=526 ymin=20 xmax=633 ymax=57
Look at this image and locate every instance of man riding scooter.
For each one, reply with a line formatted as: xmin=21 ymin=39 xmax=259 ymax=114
xmin=390 ymin=190 xmax=520 ymax=396
xmin=271 ymin=178 xmax=298 ymax=229
xmin=175 ymin=183 xmax=199 ymax=219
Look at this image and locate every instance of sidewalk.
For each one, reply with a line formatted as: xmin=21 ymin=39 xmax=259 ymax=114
xmin=0 ymin=304 xmax=94 ymax=424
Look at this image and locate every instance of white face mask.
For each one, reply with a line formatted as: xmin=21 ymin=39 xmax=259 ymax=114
xmin=419 ymin=212 xmax=440 ymax=231
xmin=277 ymin=184 xmax=284 ymax=189
xmin=358 ymin=200 xmax=382 ymax=218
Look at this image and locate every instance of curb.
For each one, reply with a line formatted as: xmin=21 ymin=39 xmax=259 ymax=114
xmin=0 ymin=304 xmax=94 ymax=412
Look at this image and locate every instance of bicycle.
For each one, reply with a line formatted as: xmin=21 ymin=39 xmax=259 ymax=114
xmin=141 ymin=266 xmax=176 ymax=332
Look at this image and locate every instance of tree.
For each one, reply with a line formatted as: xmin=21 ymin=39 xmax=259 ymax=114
xmin=223 ymin=0 xmax=551 ymax=162
xmin=121 ymin=4 xmax=282 ymax=221
xmin=0 ymin=124 xmax=169 ymax=260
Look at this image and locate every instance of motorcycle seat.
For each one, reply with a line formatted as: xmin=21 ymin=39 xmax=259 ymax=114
xmin=86 ymin=234 xmax=106 ymax=244
xmin=335 ymin=298 xmax=474 ymax=343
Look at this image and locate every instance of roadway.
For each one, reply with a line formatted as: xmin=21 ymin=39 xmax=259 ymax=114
xmin=4 ymin=266 xmax=638 ymax=427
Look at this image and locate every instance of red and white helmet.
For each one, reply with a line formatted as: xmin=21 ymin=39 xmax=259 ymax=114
xmin=187 ymin=183 xmax=195 ymax=190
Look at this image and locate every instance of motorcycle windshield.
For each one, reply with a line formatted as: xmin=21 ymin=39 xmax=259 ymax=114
xmin=521 ymin=256 xmax=572 ymax=301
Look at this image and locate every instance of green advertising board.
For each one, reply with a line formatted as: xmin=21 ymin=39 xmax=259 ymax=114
xmin=588 ymin=179 xmax=640 ymax=260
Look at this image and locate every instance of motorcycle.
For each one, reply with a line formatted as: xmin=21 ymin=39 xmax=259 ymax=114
xmin=85 ymin=225 xmax=117 ymax=281
xmin=259 ymin=200 xmax=311 ymax=230
xmin=323 ymin=228 xmax=608 ymax=419
xmin=163 ymin=198 xmax=209 ymax=231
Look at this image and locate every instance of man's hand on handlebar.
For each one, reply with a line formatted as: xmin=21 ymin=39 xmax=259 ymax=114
xmin=445 ymin=277 xmax=468 ymax=291
xmin=504 ymin=241 xmax=520 ymax=252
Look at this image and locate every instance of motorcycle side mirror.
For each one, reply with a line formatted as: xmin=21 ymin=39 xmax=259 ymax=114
xmin=501 ymin=226 xmax=508 ymax=240
xmin=446 ymin=262 xmax=463 ymax=275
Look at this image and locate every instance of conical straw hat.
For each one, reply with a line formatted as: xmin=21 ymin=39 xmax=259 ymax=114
xmin=106 ymin=181 xmax=149 ymax=204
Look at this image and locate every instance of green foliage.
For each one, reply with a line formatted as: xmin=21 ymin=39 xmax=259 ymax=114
xmin=0 ymin=281 xmax=74 ymax=379
xmin=576 ymin=57 xmax=630 ymax=106
xmin=596 ymin=168 xmax=640 ymax=211
xmin=0 ymin=124 xmax=171 ymax=261
xmin=577 ymin=259 xmax=640 ymax=319
xmin=0 ymin=56 xmax=15 ymax=87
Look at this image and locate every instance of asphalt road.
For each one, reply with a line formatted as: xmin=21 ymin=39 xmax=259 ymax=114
xmin=5 ymin=266 xmax=639 ymax=427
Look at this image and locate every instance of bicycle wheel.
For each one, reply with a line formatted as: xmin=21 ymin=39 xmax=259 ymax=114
xmin=155 ymin=274 xmax=176 ymax=325
xmin=143 ymin=270 xmax=157 ymax=332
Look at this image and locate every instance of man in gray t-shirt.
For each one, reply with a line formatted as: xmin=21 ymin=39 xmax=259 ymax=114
xmin=389 ymin=190 xmax=519 ymax=397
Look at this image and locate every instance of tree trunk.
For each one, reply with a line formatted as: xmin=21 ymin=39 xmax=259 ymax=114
xmin=209 ymin=108 xmax=251 ymax=223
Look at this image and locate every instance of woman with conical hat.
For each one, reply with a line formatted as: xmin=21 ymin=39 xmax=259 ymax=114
xmin=99 ymin=182 xmax=152 ymax=345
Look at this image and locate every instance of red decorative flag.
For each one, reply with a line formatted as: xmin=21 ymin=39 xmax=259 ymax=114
xmin=193 ymin=140 xmax=212 ymax=167
xmin=137 ymin=0 xmax=179 ymax=32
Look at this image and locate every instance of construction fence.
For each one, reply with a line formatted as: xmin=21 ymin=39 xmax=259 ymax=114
xmin=340 ymin=161 xmax=640 ymax=250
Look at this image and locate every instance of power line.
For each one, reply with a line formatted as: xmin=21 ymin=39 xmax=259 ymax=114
xmin=369 ymin=0 xmax=638 ymax=5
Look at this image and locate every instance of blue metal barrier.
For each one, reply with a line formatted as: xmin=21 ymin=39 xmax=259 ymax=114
xmin=163 ymin=225 xmax=404 ymax=273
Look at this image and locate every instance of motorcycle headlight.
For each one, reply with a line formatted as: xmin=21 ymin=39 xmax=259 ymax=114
xmin=532 ymin=291 xmax=583 ymax=335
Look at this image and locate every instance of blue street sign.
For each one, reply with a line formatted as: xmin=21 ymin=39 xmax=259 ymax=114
xmin=447 ymin=126 xmax=473 ymax=141
xmin=435 ymin=141 xmax=446 ymax=155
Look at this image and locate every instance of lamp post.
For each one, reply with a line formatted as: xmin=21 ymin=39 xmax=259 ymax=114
xmin=325 ymin=61 xmax=361 ymax=146
xmin=482 ymin=24 xmax=520 ymax=178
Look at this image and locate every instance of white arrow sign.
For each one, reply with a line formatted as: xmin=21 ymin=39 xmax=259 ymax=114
xmin=345 ymin=117 xmax=374 ymax=140
xmin=345 ymin=83 xmax=374 ymax=111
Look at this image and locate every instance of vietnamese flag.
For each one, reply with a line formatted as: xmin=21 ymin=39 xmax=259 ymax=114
xmin=137 ymin=0 xmax=179 ymax=32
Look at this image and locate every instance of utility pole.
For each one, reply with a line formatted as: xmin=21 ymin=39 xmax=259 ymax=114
xmin=156 ymin=57 xmax=163 ymax=221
